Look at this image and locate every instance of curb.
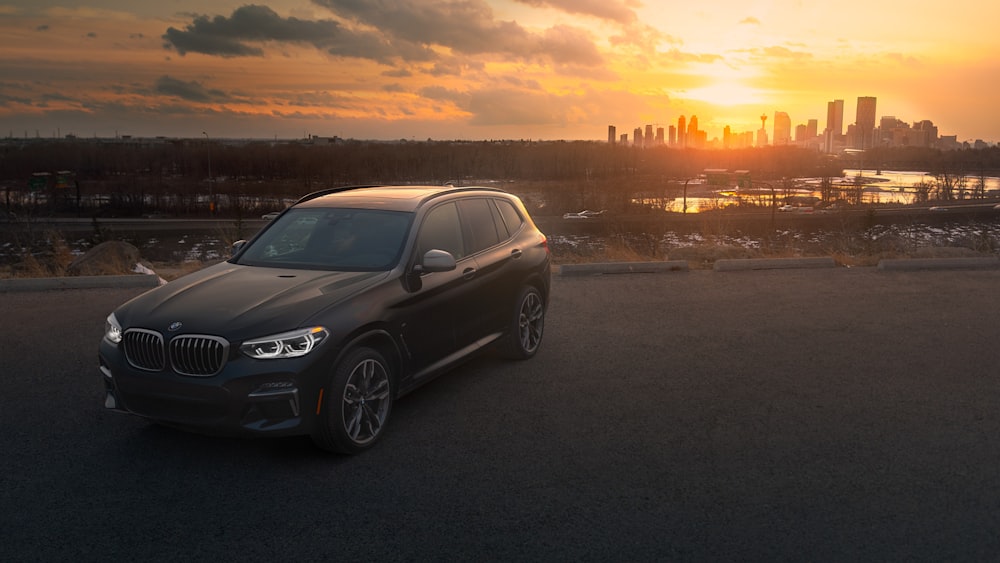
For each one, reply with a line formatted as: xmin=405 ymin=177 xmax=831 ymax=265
xmin=559 ymin=260 xmax=689 ymax=276
xmin=877 ymin=257 xmax=1000 ymax=271
xmin=714 ymin=257 xmax=837 ymax=271
xmin=0 ymin=274 xmax=163 ymax=292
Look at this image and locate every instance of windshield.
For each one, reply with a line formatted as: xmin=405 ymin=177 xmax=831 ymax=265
xmin=237 ymin=208 xmax=413 ymax=271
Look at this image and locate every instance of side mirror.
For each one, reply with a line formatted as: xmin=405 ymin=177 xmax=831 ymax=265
xmin=231 ymin=240 xmax=247 ymax=257
xmin=415 ymin=249 xmax=457 ymax=273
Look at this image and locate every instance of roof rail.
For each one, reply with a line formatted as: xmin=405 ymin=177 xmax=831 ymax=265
xmin=294 ymin=185 xmax=381 ymax=204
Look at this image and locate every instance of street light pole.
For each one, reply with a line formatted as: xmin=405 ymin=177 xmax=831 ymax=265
xmin=203 ymin=131 xmax=213 ymax=214
xmin=683 ymin=178 xmax=691 ymax=214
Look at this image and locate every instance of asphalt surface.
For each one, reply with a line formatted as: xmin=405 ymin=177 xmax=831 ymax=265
xmin=3 ymin=267 xmax=1000 ymax=561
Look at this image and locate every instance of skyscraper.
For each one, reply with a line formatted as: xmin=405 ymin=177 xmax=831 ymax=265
xmin=607 ymin=125 xmax=616 ymax=144
xmin=677 ymin=116 xmax=686 ymax=147
xmin=855 ymin=96 xmax=877 ymax=149
xmin=826 ymin=99 xmax=844 ymax=136
xmin=773 ymin=111 xmax=792 ymax=145
xmin=687 ymin=116 xmax=699 ymax=148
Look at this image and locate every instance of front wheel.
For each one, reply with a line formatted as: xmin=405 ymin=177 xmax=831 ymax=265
xmin=501 ymin=285 xmax=545 ymax=360
xmin=312 ymin=347 xmax=394 ymax=454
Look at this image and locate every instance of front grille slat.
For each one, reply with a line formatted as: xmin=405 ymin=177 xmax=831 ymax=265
xmin=169 ymin=334 xmax=228 ymax=377
xmin=122 ymin=329 xmax=227 ymax=377
xmin=123 ymin=329 xmax=165 ymax=371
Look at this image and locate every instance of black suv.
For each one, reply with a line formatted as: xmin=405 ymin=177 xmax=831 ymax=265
xmin=99 ymin=185 xmax=550 ymax=453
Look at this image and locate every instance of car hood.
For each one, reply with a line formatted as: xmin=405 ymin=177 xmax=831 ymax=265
xmin=114 ymin=262 xmax=390 ymax=339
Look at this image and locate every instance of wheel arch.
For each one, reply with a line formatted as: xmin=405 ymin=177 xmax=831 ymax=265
xmin=331 ymin=328 xmax=404 ymax=393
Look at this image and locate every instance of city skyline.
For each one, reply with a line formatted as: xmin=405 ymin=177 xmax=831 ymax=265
xmin=1 ymin=1 xmax=999 ymax=143
xmin=610 ymin=94 xmax=980 ymax=151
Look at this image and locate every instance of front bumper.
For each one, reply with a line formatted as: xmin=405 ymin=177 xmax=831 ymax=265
xmin=99 ymin=339 xmax=329 ymax=437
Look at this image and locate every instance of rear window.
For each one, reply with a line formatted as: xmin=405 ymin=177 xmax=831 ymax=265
xmin=495 ymin=198 xmax=524 ymax=236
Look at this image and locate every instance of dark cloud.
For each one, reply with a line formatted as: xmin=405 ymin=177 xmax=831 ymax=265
xmin=418 ymin=85 xmax=469 ymax=105
xmin=314 ymin=0 xmax=529 ymax=55
xmin=417 ymin=84 xmax=577 ymax=127
xmin=539 ymin=25 xmax=602 ymax=66
xmin=154 ymin=75 xmax=226 ymax=102
xmin=160 ymin=1 xmax=606 ymax=72
xmin=162 ymin=4 xmax=433 ymax=62
xmin=36 ymin=25 xmax=49 ymax=32
xmin=0 ymin=91 xmax=34 ymax=106
xmin=427 ymin=61 xmax=464 ymax=77
xmin=466 ymin=87 xmax=568 ymax=126
xmin=381 ymin=68 xmax=413 ymax=78
xmin=313 ymin=0 xmax=604 ymax=66
xmin=163 ymin=4 xmax=328 ymax=56
xmin=512 ymin=0 xmax=637 ymax=24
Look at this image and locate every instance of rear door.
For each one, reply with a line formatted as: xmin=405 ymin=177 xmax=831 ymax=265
xmin=456 ymin=197 xmax=521 ymax=343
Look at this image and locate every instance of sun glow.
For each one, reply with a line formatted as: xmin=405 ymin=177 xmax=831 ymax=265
xmin=680 ymin=61 xmax=766 ymax=107
xmin=683 ymin=82 xmax=765 ymax=107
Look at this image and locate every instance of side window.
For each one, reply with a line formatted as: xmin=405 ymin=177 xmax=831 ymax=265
xmin=458 ymin=198 xmax=501 ymax=255
xmin=417 ymin=203 xmax=464 ymax=259
xmin=495 ymin=198 xmax=524 ymax=237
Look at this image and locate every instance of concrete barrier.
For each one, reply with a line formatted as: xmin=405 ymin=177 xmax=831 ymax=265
xmin=714 ymin=256 xmax=837 ymax=271
xmin=877 ymin=257 xmax=1000 ymax=271
xmin=0 ymin=274 xmax=162 ymax=292
xmin=560 ymin=260 xmax=689 ymax=276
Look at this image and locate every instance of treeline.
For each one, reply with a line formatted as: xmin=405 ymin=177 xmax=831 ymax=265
xmin=2 ymin=138 xmax=999 ymax=217
xmin=1 ymin=138 xmax=850 ymax=183
xmin=861 ymin=145 xmax=1000 ymax=173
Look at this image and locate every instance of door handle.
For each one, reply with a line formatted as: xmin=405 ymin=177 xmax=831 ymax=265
xmin=462 ymin=267 xmax=477 ymax=280
xmin=510 ymin=249 xmax=523 ymax=259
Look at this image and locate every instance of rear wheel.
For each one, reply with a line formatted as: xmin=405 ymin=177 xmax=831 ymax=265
xmin=312 ymin=347 xmax=393 ymax=454
xmin=501 ymin=285 xmax=545 ymax=360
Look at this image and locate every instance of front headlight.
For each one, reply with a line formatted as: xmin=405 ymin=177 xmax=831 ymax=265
xmin=240 ymin=327 xmax=329 ymax=359
xmin=104 ymin=313 xmax=122 ymax=344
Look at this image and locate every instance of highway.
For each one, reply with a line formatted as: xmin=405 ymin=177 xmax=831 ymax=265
xmin=3 ymin=267 xmax=1000 ymax=561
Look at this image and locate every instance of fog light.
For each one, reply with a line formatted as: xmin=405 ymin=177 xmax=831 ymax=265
xmin=248 ymin=383 xmax=300 ymax=419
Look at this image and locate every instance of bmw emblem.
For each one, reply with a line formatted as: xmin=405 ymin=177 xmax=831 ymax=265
xmin=168 ymin=322 xmax=183 ymax=332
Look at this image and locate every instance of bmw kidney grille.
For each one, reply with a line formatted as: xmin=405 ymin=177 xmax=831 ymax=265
xmin=123 ymin=329 xmax=228 ymax=376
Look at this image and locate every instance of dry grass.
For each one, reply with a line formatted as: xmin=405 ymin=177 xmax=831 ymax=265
xmin=0 ymin=230 xmax=77 ymax=279
xmin=3 ymin=229 xmax=997 ymax=280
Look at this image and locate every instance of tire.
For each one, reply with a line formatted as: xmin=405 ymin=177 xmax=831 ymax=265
xmin=501 ymin=285 xmax=545 ymax=360
xmin=312 ymin=347 xmax=394 ymax=454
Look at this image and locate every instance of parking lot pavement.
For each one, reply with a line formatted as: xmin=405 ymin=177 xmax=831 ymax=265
xmin=3 ymin=267 xmax=1000 ymax=561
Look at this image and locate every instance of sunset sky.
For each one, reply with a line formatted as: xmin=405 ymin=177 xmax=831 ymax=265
xmin=2 ymin=0 xmax=999 ymax=142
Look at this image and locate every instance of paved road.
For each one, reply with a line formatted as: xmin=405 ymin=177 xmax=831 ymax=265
xmin=3 ymin=268 xmax=1000 ymax=561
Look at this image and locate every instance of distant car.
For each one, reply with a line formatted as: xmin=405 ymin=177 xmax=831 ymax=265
xmin=929 ymin=206 xmax=949 ymax=212
xmin=778 ymin=205 xmax=813 ymax=213
xmin=100 ymin=185 xmax=551 ymax=454
xmin=562 ymin=209 xmax=606 ymax=219
xmin=261 ymin=211 xmax=281 ymax=220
